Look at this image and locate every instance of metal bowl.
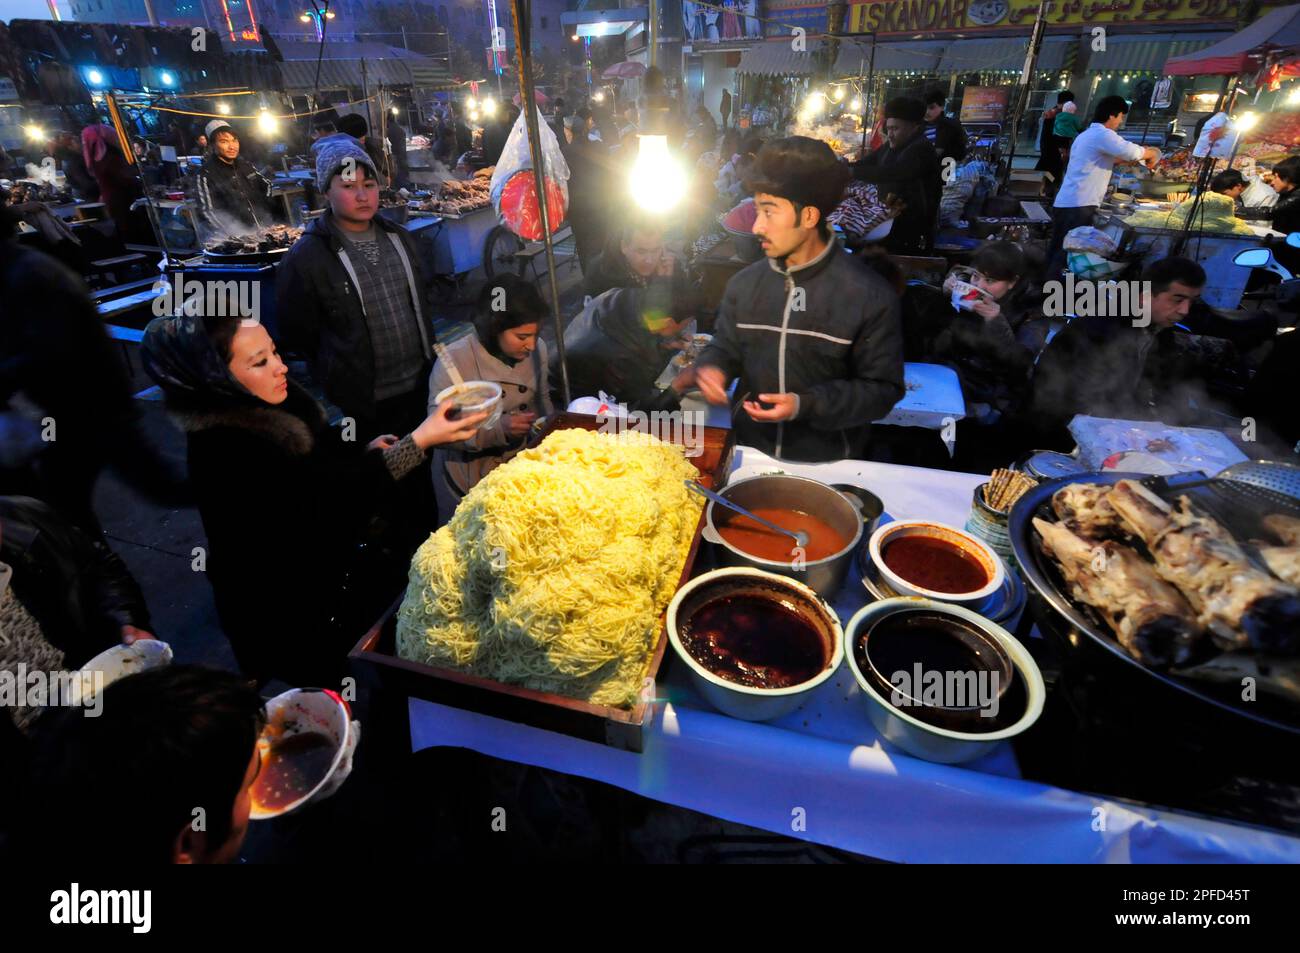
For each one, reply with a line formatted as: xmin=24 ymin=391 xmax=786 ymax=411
xmin=844 ymin=598 xmax=1045 ymax=764
xmin=667 ymin=568 xmax=844 ymax=722
xmin=701 ymin=474 xmax=866 ymax=598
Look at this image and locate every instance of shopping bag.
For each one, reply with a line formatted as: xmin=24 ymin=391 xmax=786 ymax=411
xmin=489 ymin=107 xmax=571 ymax=240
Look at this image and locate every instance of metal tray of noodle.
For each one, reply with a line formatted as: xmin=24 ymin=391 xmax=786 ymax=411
xmin=350 ymin=412 xmax=737 ymax=752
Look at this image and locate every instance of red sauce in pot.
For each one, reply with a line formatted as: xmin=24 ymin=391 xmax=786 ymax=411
xmin=716 ymin=507 xmax=848 ymax=563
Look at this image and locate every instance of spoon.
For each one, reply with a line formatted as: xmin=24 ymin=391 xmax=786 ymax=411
xmin=685 ymin=480 xmax=809 ymax=549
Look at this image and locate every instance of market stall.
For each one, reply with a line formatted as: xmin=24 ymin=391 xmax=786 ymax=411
xmin=367 ymin=440 xmax=1300 ymax=863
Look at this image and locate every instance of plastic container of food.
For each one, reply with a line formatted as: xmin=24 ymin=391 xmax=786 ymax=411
xmin=434 ymin=380 xmax=504 ymax=431
xmin=248 ymin=688 xmax=355 ymax=821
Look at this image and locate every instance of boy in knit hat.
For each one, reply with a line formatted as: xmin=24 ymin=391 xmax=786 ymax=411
xmin=278 ymin=139 xmax=434 ymax=440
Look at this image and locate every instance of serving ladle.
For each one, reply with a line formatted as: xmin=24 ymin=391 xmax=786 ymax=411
xmin=685 ymin=480 xmax=809 ymax=549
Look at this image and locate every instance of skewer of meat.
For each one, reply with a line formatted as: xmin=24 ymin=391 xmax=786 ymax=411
xmin=1107 ymin=480 xmax=1300 ymax=655
xmin=1033 ymin=517 xmax=1203 ymax=666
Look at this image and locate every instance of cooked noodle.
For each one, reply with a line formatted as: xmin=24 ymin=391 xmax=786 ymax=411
xmin=396 ymin=429 xmax=702 ymax=707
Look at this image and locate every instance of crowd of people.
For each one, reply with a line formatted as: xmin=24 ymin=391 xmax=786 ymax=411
xmin=2 ymin=76 xmax=1297 ymax=864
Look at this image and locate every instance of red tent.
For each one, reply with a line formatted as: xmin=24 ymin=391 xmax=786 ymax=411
xmin=1165 ymin=3 xmax=1300 ymax=75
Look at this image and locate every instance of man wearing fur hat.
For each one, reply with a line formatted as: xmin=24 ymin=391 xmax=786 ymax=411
xmin=850 ymin=95 xmax=942 ymax=253
xmin=193 ymin=119 xmax=280 ymax=235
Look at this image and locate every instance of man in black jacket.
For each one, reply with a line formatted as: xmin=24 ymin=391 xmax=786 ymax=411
xmin=277 ymin=139 xmax=436 ymax=438
xmin=1023 ymin=257 xmax=1206 ymax=446
xmin=696 ymin=137 xmax=905 ymax=462
xmin=560 ymin=280 xmax=698 ymax=412
xmin=851 ymin=96 xmax=942 ymax=254
xmin=193 ymin=120 xmax=280 ymax=235
xmin=923 ymin=89 xmax=967 ymax=164
xmin=583 ymin=217 xmax=691 ymax=301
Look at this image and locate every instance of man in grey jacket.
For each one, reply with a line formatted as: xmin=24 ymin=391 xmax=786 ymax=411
xmin=696 ymin=136 xmax=905 ymax=462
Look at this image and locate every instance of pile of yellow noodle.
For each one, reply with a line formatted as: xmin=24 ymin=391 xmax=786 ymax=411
xmin=396 ymin=428 xmax=702 ymax=707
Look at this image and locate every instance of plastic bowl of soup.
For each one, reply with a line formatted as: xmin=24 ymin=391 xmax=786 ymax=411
xmin=434 ymin=381 xmax=504 ymax=431
xmin=867 ymin=520 xmax=1004 ymax=605
xmin=248 ymin=688 xmax=355 ymax=820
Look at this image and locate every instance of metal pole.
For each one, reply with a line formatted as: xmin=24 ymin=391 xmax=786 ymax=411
xmin=508 ymin=0 xmax=571 ymax=406
xmin=1002 ymin=0 xmax=1049 ymax=188
xmin=649 ymin=0 xmax=658 ymax=69
xmin=360 ymin=58 xmax=376 ymax=152
xmin=1173 ymin=75 xmax=1234 ymax=257
xmin=860 ymin=35 xmax=875 ymax=153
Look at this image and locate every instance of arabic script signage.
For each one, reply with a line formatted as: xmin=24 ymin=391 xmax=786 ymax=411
xmin=847 ymin=0 xmax=1269 ymax=35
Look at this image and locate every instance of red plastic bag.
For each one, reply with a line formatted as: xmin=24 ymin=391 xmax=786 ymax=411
xmin=499 ymin=170 xmax=567 ymax=241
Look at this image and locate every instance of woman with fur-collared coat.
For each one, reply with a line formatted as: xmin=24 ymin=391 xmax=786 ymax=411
xmin=141 ymin=313 xmax=484 ymax=687
xmin=429 ymin=276 xmax=554 ymax=523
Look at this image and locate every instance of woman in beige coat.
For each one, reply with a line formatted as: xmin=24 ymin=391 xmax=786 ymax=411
xmin=429 ymin=275 xmax=554 ymax=522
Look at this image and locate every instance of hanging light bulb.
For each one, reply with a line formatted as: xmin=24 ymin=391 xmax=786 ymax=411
xmin=257 ymin=109 xmax=278 ymax=135
xmin=629 ymin=134 xmax=686 ymax=212
xmin=850 ymin=97 xmax=862 ymax=112
xmin=1287 ymin=85 xmax=1300 ymax=106
xmin=481 ymin=96 xmax=497 ymax=117
xmin=831 ymin=86 xmax=845 ymax=102
xmin=1236 ymin=111 xmax=1260 ymax=132
xmin=216 ymin=100 xmax=232 ymax=115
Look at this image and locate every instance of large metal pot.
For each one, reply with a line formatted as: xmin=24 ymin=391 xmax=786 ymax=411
xmin=701 ymin=474 xmax=867 ymax=598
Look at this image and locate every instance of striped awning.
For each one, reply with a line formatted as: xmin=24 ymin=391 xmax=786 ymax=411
xmin=736 ymin=38 xmax=824 ymax=76
xmin=939 ymin=37 xmax=1031 ymax=73
xmin=834 ymin=40 xmax=947 ymax=75
xmin=1087 ymin=32 xmax=1231 ymax=72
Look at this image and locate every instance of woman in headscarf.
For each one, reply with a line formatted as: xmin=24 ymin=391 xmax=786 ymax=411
xmin=428 ymin=275 xmax=553 ymax=523
xmin=81 ymin=124 xmax=146 ymax=244
xmin=142 ymin=313 xmax=485 ymax=687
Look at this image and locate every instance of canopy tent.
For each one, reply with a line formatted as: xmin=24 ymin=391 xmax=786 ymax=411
xmin=1164 ymin=3 xmax=1300 ymax=75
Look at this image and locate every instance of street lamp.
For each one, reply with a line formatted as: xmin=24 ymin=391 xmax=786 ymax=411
xmin=301 ymin=4 xmax=335 ymax=42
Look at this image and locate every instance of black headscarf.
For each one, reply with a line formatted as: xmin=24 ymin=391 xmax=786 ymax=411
xmin=140 ymin=313 xmax=254 ymax=407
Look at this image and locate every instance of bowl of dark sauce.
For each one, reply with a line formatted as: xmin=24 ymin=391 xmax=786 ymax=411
xmin=845 ymin=598 xmax=1044 ymax=764
xmin=858 ymin=609 xmax=1014 ymax=732
xmin=668 ymin=568 xmax=844 ymax=721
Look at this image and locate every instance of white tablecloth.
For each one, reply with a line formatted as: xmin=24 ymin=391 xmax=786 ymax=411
xmin=407 ymin=448 xmax=1300 ymax=862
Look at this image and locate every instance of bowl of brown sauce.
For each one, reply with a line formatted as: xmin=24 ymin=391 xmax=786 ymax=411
xmin=844 ymin=598 xmax=1045 ymax=764
xmin=702 ymin=474 xmax=868 ymax=598
xmin=868 ymin=520 xmax=1005 ymax=605
xmin=667 ymin=568 xmax=844 ymax=721
xmin=248 ymin=688 xmax=354 ymax=820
